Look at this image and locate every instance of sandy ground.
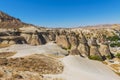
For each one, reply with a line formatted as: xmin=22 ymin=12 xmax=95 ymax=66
xmin=0 ymin=43 xmax=120 ymax=80
xmin=44 ymin=55 xmax=120 ymax=80
xmin=62 ymin=56 xmax=120 ymax=80
xmin=0 ymin=43 xmax=68 ymax=58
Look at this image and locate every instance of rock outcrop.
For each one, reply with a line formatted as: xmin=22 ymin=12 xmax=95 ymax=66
xmin=56 ymin=35 xmax=71 ymax=49
xmin=68 ymin=32 xmax=78 ymax=49
xmin=99 ymin=37 xmax=113 ymax=58
xmin=78 ymin=32 xmax=90 ymax=57
xmin=0 ymin=36 xmax=26 ymax=45
xmin=89 ymin=37 xmax=101 ymax=57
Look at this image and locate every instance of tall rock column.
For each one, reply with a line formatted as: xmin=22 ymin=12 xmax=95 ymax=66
xmin=78 ymin=32 xmax=90 ymax=57
xmin=30 ymin=31 xmax=42 ymax=46
xmin=68 ymin=32 xmax=80 ymax=55
xmin=68 ymin=32 xmax=78 ymax=49
xmin=89 ymin=37 xmax=101 ymax=57
xmin=56 ymin=35 xmax=71 ymax=49
xmin=99 ymin=37 xmax=112 ymax=58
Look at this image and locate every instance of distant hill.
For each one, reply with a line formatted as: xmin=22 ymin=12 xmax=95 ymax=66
xmin=0 ymin=11 xmax=31 ymax=29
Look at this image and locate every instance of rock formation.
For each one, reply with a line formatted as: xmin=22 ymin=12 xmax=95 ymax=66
xmin=56 ymin=35 xmax=71 ymax=49
xmin=89 ymin=37 xmax=101 ymax=57
xmin=0 ymin=36 xmax=26 ymax=45
xmin=68 ymin=32 xmax=78 ymax=49
xmin=0 ymin=11 xmax=115 ymax=60
xmin=99 ymin=37 xmax=113 ymax=58
xmin=77 ymin=32 xmax=90 ymax=57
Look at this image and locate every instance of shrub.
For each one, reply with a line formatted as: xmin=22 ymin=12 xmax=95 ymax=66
xmin=107 ymin=35 xmax=120 ymax=41
xmin=115 ymin=53 xmax=120 ymax=58
xmin=106 ymin=55 xmax=112 ymax=59
xmin=110 ymin=42 xmax=120 ymax=47
xmin=88 ymin=55 xmax=103 ymax=61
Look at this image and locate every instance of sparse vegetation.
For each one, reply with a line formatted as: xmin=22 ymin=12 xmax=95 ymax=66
xmin=110 ymin=42 xmax=120 ymax=47
xmin=88 ymin=55 xmax=103 ymax=61
xmin=115 ymin=53 xmax=120 ymax=59
xmin=0 ymin=54 xmax=64 ymax=74
xmin=62 ymin=45 xmax=71 ymax=50
xmin=0 ymin=52 xmax=16 ymax=58
xmin=115 ymin=72 xmax=120 ymax=76
xmin=107 ymin=35 xmax=120 ymax=41
xmin=106 ymin=54 xmax=112 ymax=59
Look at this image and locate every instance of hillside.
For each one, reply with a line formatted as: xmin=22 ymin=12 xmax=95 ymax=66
xmin=0 ymin=11 xmax=35 ymax=29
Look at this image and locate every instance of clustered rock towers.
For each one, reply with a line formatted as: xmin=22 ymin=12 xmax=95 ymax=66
xmin=0 ymin=28 xmax=112 ymax=60
xmin=0 ymin=11 xmax=112 ymax=59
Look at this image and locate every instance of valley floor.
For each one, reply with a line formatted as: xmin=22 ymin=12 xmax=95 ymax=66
xmin=0 ymin=43 xmax=119 ymax=80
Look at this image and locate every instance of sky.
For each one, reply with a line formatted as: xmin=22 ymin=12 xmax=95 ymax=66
xmin=0 ymin=0 xmax=120 ymax=28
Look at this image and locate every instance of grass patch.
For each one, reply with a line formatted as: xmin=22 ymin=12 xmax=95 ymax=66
xmin=115 ymin=53 xmax=120 ymax=59
xmin=106 ymin=55 xmax=112 ymax=59
xmin=107 ymin=35 xmax=120 ymax=41
xmin=110 ymin=42 xmax=120 ymax=47
xmin=0 ymin=54 xmax=64 ymax=74
xmin=89 ymin=55 xmax=103 ymax=61
xmin=115 ymin=72 xmax=120 ymax=76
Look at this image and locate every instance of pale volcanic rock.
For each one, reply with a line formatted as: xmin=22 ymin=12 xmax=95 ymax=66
xmin=56 ymin=35 xmax=71 ymax=49
xmin=99 ymin=44 xmax=112 ymax=56
xmin=89 ymin=37 xmax=101 ymax=57
xmin=78 ymin=32 xmax=90 ymax=56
